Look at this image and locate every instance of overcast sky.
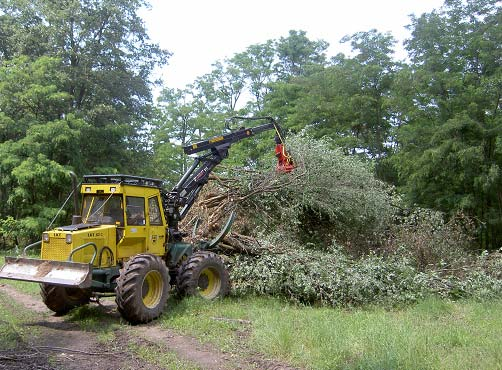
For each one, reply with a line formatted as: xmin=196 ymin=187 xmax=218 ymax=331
xmin=139 ymin=0 xmax=445 ymax=90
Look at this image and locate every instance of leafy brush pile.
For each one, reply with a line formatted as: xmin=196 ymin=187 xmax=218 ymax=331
xmin=182 ymin=133 xmax=502 ymax=306
xmin=229 ymin=235 xmax=502 ymax=306
xmin=184 ymin=134 xmax=396 ymax=251
xmin=283 ymin=135 xmax=396 ymax=245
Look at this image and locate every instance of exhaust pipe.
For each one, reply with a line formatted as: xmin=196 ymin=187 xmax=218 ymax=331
xmin=69 ymin=171 xmax=82 ymax=225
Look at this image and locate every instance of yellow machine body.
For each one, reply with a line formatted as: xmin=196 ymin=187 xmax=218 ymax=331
xmin=42 ymin=181 xmax=168 ymax=268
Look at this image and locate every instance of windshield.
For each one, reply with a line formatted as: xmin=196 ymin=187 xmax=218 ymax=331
xmin=82 ymin=194 xmax=124 ymax=226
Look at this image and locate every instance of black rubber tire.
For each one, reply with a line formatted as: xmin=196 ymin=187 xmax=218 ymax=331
xmin=176 ymin=251 xmax=230 ymax=299
xmin=115 ymin=254 xmax=170 ymax=324
xmin=40 ymin=284 xmax=91 ymax=315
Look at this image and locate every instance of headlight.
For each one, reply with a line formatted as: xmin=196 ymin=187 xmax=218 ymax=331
xmin=42 ymin=233 xmax=49 ymax=243
xmin=65 ymin=234 xmax=72 ymax=244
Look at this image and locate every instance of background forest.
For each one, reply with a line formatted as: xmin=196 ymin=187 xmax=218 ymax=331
xmin=0 ymin=0 xmax=500 ymax=267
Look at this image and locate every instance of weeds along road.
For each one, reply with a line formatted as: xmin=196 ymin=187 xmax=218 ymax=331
xmin=0 ymin=283 xmax=298 ymax=370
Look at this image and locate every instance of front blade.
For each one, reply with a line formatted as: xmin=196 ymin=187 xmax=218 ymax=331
xmin=0 ymin=257 xmax=92 ymax=288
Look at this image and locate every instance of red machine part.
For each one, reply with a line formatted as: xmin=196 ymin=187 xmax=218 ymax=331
xmin=274 ymin=135 xmax=294 ymax=173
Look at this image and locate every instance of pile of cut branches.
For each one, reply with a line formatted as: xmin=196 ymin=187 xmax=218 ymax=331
xmin=180 ymin=169 xmax=301 ymax=255
xmin=180 ymin=133 xmax=396 ymax=255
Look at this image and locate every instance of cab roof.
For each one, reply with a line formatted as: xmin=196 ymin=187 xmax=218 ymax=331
xmin=83 ymin=174 xmax=164 ymax=189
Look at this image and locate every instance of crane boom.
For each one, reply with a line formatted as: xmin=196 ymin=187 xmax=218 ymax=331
xmin=163 ymin=117 xmax=286 ymax=242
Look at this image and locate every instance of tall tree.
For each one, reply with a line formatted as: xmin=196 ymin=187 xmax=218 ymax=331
xmin=231 ymin=40 xmax=276 ymax=112
xmin=275 ymin=30 xmax=329 ymax=79
xmin=196 ymin=60 xmax=246 ymax=114
xmin=0 ymin=56 xmax=86 ymax=244
xmin=151 ymin=87 xmax=219 ymax=183
xmin=0 ymin=0 xmax=169 ymax=172
xmin=394 ymin=0 xmax=501 ymax=248
xmin=264 ymin=30 xmax=398 ymax=159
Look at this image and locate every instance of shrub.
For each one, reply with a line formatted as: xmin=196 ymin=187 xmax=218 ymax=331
xmin=388 ymin=209 xmax=474 ymax=270
xmin=278 ymin=134 xmax=397 ymax=247
xmin=0 ymin=216 xmax=45 ymax=250
xmin=187 ymin=133 xmax=501 ymax=307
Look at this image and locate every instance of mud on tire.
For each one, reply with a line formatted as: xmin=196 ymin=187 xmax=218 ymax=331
xmin=40 ymin=284 xmax=91 ymax=315
xmin=176 ymin=251 xmax=230 ymax=299
xmin=115 ymin=253 xmax=170 ymax=324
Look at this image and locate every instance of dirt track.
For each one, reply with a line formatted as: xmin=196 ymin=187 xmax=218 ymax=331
xmin=0 ymin=283 xmax=298 ymax=370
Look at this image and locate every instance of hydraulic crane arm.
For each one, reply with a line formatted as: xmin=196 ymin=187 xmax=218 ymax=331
xmin=163 ymin=117 xmax=287 ymax=242
xmin=183 ymin=120 xmax=279 ymax=155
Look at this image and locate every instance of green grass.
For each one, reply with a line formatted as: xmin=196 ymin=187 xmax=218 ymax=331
xmin=0 ymin=278 xmax=41 ymax=295
xmin=160 ymin=296 xmax=248 ymax=352
xmin=0 ymin=290 xmax=43 ymax=350
xmin=160 ymin=295 xmax=502 ymax=370
xmin=129 ymin=342 xmax=201 ymax=370
xmin=66 ymin=302 xmax=123 ymax=343
xmin=2 ymin=248 xmax=499 ymax=369
xmin=248 ymin=297 xmax=502 ymax=369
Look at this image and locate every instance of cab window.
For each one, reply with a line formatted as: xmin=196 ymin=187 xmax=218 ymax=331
xmin=126 ymin=197 xmax=145 ymax=225
xmin=82 ymin=195 xmax=124 ymax=226
xmin=148 ymin=197 xmax=162 ymax=226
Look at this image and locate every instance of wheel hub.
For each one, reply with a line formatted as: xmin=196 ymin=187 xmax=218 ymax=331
xmin=198 ymin=274 xmax=209 ymax=290
xmin=142 ymin=270 xmax=163 ymax=308
xmin=197 ymin=267 xmax=222 ymax=299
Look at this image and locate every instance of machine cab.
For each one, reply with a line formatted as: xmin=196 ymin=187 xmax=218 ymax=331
xmin=80 ymin=175 xmax=168 ymax=261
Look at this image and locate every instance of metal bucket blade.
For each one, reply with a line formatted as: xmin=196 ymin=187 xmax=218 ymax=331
xmin=0 ymin=257 xmax=92 ymax=288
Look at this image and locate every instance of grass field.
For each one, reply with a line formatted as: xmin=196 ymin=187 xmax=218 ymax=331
xmin=161 ymin=296 xmax=502 ymax=370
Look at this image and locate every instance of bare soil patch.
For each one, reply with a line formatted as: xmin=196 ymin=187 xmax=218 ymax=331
xmin=134 ymin=324 xmax=246 ymax=370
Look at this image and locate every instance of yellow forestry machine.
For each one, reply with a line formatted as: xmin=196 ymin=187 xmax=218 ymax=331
xmin=0 ymin=117 xmax=293 ymax=324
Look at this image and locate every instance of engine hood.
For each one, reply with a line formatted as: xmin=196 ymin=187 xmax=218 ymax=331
xmin=56 ymin=223 xmax=101 ymax=232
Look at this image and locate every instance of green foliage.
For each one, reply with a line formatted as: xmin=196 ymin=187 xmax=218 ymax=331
xmin=0 ymin=57 xmax=85 ymax=243
xmin=151 ymin=87 xmax=233 ymax=185
xmin=229 ymin=234 xmax=502 ymax=307
xmin=227 ymin=160 xmax=501 ymax=306
xmin=220 ymin=133 xmax=500 ymax=306
xmin=393 ymin=0 xmax=502 ymax=248
xmin=0 ymin=56 xmax=70 ymax=126
xmin=264 ymin=29 xmax=399 ymax=159
xmin=389 ymin=209 xmax=474 ymax=270
xmin=236 ymin=133 xmax=397 ymax=247
xmin=155 ymin=2 xmax=500 ymax=250
xmin=196 ymin=60 xmax=246 ymax=113
xmin=0 ymin=0 xmax=169 ymax=173
xmin=224 ymin=143 xmax=501 ymax=306
xmin=232 ymin=40 xmax=276 ymax=111
xmin=0 ymin=0 xmax=168 ymax=246
xmin=250 ymin=297 xmax=502 ymax=370
xmin=274 ymin=30 xmax=328 ymax=79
